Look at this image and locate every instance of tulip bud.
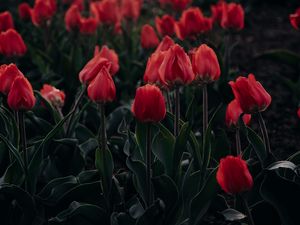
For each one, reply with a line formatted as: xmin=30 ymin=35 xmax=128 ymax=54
xmin=216 ymin=155 xmax=253 ymax=194
xmin=170 ymin=0 xmax=191 ymax=11
xmin=290 ymin=8 xmax=300 ymax=30
xmin=229 ymin=74 xmax=272 ymax=114
xmin=97 ymin=0 xmax=120 ymax=25
xmin=141 ymin=24 xmax=160 ymax=49
xmin=94 ymin=45 xmax=119 ymax=75
xmin=144 ymin=51 xmax=166 ymax=85
xmin=65 ymin=4 xmax=81 ymax=32
xmin=159 ymin=44 xmax=194 ymax=86
xmin=18 ymin=3 xmax=32 ymax=21
xmin=87 ymin=66 xmax=116 ymax=103
xmin=297 ymin=108 xmax=300 ymax=118
xmin=0 ymin=64 xmax=24 ymax=95
xmin=132 ymin=84 xmax=166 ymax=123
xmin=225 ymin=99 xmax=251 ymax=128
xmin=79 ymin=17 xmax=98 ymax=35
xmin=221 ymin=3 xmax=244 ymax=30
xmin=40 ymin=84 xmax=65 ymax=108
xmin=154 ymin=35 xmax=174 ymax=53
xmin=31 ymin=0 xmax=57 ymax=27
xmin=7 ymin=76 xmax=36 ymax=111
xmin=0 ymin=29 xmax=27 ymax=57
xmin=191 ymin=44 xmax=221 ymax=84
xmin=155 ymin=15 xmax=176 ymax=37
xmin=121 ymin=0 xmax=141 ymax=22
xmin=211 ymin=0 xmax=225 ymax=23
xmin=0 ymin=11 xmax=14 ymax=32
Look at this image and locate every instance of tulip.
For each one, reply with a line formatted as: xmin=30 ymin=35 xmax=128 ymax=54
xmin=225 ymin=99 xmax=251 ymax=128
xmin=298 ymin=108 xmax=300 ymax=118
xmin=40 ymin=84 xmax=65 ymax=108
xmin=79 ymin=17 xmax=98 ymax=35
xmin=63 ymin=0 xmax=84 ymax=10
xmin=87 ymin=66 xmax=116 ymax=103
xmin=65 ymin=4 xmax=81 ymax=32
xmin=79 ymin=55 xmax=111 ymax=84
xmin=191 ymin=44 xmax=221 ymax=84
xmin=160 ymin=0 xmax=191 ymax=11
xmin=221 ymin=3 xmax=244 ymax=30
xmin=211 ymin=0 xmax=225 ymax=23
xmin=155 ymin=15 xmax=176 ymax=37
xmin=96 ymin=0 xmax=120 ymax=25
xmin=217 ymin=155 xmax=253 ymax=194
xmin=141 ymin=24 xmax=160 ymax=49
xmin=94 ymin=45 xmax=119 ymax=75
xmin=0 ymin=29 xmax=27 ymax=57
xmin=175 ymin=7 xmax=213 ymax=40
xmin=144 ymin=52 xmax=166 ymax=85
xmin=31 ymin=0 xmax=57 ymax=27
xmin=154 ymin=35 xmax=174 ymax=53
xmin=7 ymin=76 xmax=36 ymax=111
xmin=229 ymin=74 xmax=271 ymax=114
xmin=290 ymin=8 xmax=300 ymax=30
xmin=90 ymin=2 xmax=100 ymax=24
xmin=121 ymin=0 xmax=141 ymax=22
xmin=0 ymin=11 xmax=14 ymax=32
xmin=0 ymin=64 xmax=24 ymax=95
xmin=18 ymin=3 xmax=32 ymax=21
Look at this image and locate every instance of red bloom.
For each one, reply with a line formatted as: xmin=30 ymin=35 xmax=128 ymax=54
xmin=90 ymin=2 xmax=100 ymax=24
xmin=79 ymin=17 xmax=98 ymax=35
xmin=290 ymin=8 xmax=300 ymax=30
xmin=175 ymin=7 xmax=213 ymax=40
xmin=18 ymin=3 xmax=32 ymax=21
xmin=7 ymin=76 xmax=36 ymax=111
xmin=216 ymin=155 xmax=253 ymax=194
xmin=211 ymin=0 xmax=225 ymax=23
xmin=65 ymin=4 xmax=81 ymax=32
xmin=162 ymin=0 xmax=191 ymax=11
xmin=0 ymin=64 xmax=24 ymax=95
xmin=96 ymin=0 xmax=121 ymax=25
xmin=0 ymin=29 xmax=27 ymax=57
xmin=31 ymin=0 xmax=57 ymax=27
xmin=155 ymin=15 xmax=176 ymax=37
xmin=159 ymin=44 xmax=194 ymax=86
xmin=94 ymin=45 xmax=119 ymax=76
xmin=121 ymin=0 xmax=141 ymax=22
xmin=191 ymin=44 xmax=221 ymax=83
xmin=154 ymin=35 xmax=175 ymax=53
xmin=40 ymin=84 xmax=65 ymax=108
xmin=297 ymin=108 xmax=300 ymax=118
xmin=229 ymin=74 xmax=272 ymax=114
xmin=0 ymin=11 xmax=14 ymax=32
xmin=225 ymin=99 xmax=251 ymax=128
xmin=87 ymin=66 xmax=116 ymax=103
xmin=141 ymin=24 xmax=160 ymax=49
xmin=132 ymin=84 xmax=166 ymax=123
xmin=79 ymin=55 xmax=111 ymax=84
xmin=221 ymin=3 xmax=244 ymax=30
xmin=144 ymin=51 xmax=166 ymax=85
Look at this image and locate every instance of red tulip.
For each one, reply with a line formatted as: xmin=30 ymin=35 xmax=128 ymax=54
xmin=229 ymin=74 xmax=272 ymax=114
xmin=90 ymin=2 xmax=100 ymax=24
xmin=132 ymin=84 xmax=166 ymax=123
xmin=221 ymin=3 xmax=244 ymax=30
xmin=65 ymin=4 xmax=81 ymax=32
xmin=154 ymin=35 xmax=175 ymax=53
xmin=144 ymin=51 xmax=166 ymax=85
xmin=216 ymin=155 xmax=253 ymax=194
xmin=141 ymin=24 xmax=160 ymax=49
xmin=121 ymin=0 xmax=141 ymax=22
xmin=79 ymin=55 xmax=111 ymax=84
xmin=31 ymin=0 xmax=57 ymax=27
xmin=18 ymin=3 xmax=32 ymax=21
xmin=87 ymin=66 xmax=116 ymax=103
xmin=79 ymin=17 xmax=98 ymax=35
xmin=159 ymin=44 xmax=194 ymax=86
xmin=297 ymin=108 xmax=300 ymax=118
xmin=225 ymin=99 xmax=251 ymax=128
xmin=161 ymin=0 xmax=191 ymax=11
xmin=0 ymin=11 xmax=14 ymax=32
xmin=290 ymin=8 xmax=300 ymax=30
xmin=175 ymin=7 xmax=213 ymax=40
xmin=191 ymin=44 xmax=221 ymax=83
xmin=94 ymin=45 xmax=119 ymax=76
xmin=0 ymin=64 xmax=24 ymax=95
xmin=211 ymin=0 xmax=225 ymax=23
xmin=64 ymin=0 xmax=84 ymax=10
xmin=0 ymin=29 xmax=27 ymax=57
xmin=155 ymin=15 xmax=176 ymax=37
xmin=96 ymin=0 xmax=120 ymax=25
xmin=40 ymin=84 xmax=65 ymax=108
xmin=7 ymin=76 xmax=36 ymax=111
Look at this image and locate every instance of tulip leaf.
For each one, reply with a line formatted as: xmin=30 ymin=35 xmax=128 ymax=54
xmin=136 ymin=200 xmax=165 ymax=225
xmin=267 ymin=161 xmax=298 ymax=174
xmin=221 ymin=209 xmax=246 ymax=221
xmin=135 ymin=122 xmax=147 ymax=160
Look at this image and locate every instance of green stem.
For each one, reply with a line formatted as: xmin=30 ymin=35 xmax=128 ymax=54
xmin=98 ymin=104 xmax=107 ymax=151
xmin=202 ymin=84 xmax=208 ymax=139
xmin=174 ymin=87 xmax=180 ymax=137
xmin=242 ymin=195 xmax=255 ymax=225
xmin=146 ymin=123 xmax=153 ymax=207
xmin=257 ymin=112 xmax=271 ymax=155
xmin=236 ymin=128 xmax=242 ymax=156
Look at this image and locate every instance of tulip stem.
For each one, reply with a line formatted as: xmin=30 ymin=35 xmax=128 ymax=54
xmin=164 ymin=90 xmax=172 ymax=114
xmin=242 ymin=195 xmax=255 ymax=225
xmin=203 ymin=84 xmax=208 ymax=139
xmin=174 ymin=87 xmax=180 ymax=137
xmin=98 ymin=104 xmax=107 ymax=151
xmin=236 ymin=128 xmax=242 ymax=156
xmin=257 ymin=112 xmax=271 ymax=155
xmin=146 ymin=123 xmax=153 ymax=207
xmin=18 ymin=111 xmax=29 ymax=192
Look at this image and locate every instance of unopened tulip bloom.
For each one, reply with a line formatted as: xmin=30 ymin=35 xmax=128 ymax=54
xmin=161 ymin=0 xmax=191 ymax=11
xmin=87 ymin=67 xmax=116 ymax=103
xmin=154 ymin=35 xmax=174 ymax=53
xmin=40 ymin=84 xmax=65 ymax=108
xmin=225 ymin=99 xmax=251 ymax=128
xmin=0 ymin=29 xmax=27 ymax=57
xmin=18 ymin=3 xmax=32 ymax=21
xmin=0 ymin=64 xmax=24 ymax=95
xmin=191 ymin=44 xmax=221 ymax=84
xmin=211 ymin=0 xmax=225 ymax=23
xmin=121 ymin=0 xmax=141 ymax=22
xmin=221 ymin=3 xmax=244 ymax=30
xmin=96 ymin=0 xmax=120 ymax=25
xmin=94 ymin=45 xmax=119 ymax=75
xmin=290 ymin=8 xmax=300 ymax=30
xmin=31 ymin=0 xmax=57 ymax=27
xmin=132 ymin=84 xmax=166 ymax=122
xmin=7 ymin=76 xmax=36 ymax=111
xmin=217 ymin=155 xmax=253 ymax=194
xmin=65 ymin=4 xmax=81 ymax=32
xmin=159 ymin=44 xmax=194 ymax=86
xmin=0 ymin=11 xmax=14 ymax=32
xmin=155 ymin=15 xmax=176 ymax=37
xmin=141 ymin=24 xmax=160 ymax=49
xmin=297 ymin=108 xmax=300 ymax=118
xmin=79 ymin=17 xmax=98 ymax=35
xmin=144 ymin=52 xmax=166 ymax=85
xmin=229 ymin=74 xmax=272 ymax=114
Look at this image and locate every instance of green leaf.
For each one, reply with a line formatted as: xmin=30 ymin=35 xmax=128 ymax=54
xmin=221 ymin=209 xmax=246 ymax=221
xmin=135 ymin=122 xmax=147 ymax=160
xmin=255 ymin=49 xmax=300 ymax=67
xmin=267 ymin=161 xmax=298 ymax=173
xmin=136 ymin=200 xmax=165 ymax=225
